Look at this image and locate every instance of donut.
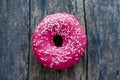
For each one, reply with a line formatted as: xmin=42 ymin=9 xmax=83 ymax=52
xmin=32 ymin=13 xmax=86 ymax=70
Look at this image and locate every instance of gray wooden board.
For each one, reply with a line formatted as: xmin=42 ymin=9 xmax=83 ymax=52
xmin=1 ymin=0 xmax=120 ymax=80
xmin=85 ymin=0 xmax=120 ymax=80
xmin=29 ymin=0 xmax=86 ymax=80
xmin=0 ymin=0 xmax=29 ymax=80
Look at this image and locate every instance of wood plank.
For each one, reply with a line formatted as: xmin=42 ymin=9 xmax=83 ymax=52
xmin=85 ymin=0 xmax=120 ymax=80
xmin=29 ymin=0 xmax=86 ymax=80
xmin=0 ymin=0 xmax=29 ymax=80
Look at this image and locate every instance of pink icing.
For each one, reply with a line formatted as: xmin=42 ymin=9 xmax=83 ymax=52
xmin=32 ymin=13 xmax=86 ymax=70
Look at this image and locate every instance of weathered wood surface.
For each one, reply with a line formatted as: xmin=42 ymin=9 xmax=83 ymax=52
xmin=85 ymin=0 xmax=120 ymax=80
xmin=0 ymin=0 xmax=120 ymax=80
xmin=0 ymin=0 xmax=29 ymax=80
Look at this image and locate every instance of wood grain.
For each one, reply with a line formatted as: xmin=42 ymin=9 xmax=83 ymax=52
xmin=29 ymin=0 xmax=86 ymax=80
xmin=1 ymin=0 xmax=119 ymax=80
xmin=85 ymin=0 xmax=120 ymax=80
xmin=0 ymin=0 xmax=29 ymax=80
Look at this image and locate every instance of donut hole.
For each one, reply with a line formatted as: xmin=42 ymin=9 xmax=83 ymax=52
xmin=53 ymin=35 xmax=63 ymax=47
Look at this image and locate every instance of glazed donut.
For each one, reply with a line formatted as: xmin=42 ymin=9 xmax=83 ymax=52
xmin=32 ymin=13 xmax=86 ymax=70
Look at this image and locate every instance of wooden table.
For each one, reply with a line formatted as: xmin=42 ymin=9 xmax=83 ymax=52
xmin=0 ymin=0 xmax=120 ymax=80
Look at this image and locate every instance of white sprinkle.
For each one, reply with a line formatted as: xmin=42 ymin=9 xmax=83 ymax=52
xmin=67 ymin=52 xmax=70 ymax=55
xmin=76 ymin=21 xmax=79 ymax=26
xmin=44 ymin=59 xmax=47 ymax=61
xmin=82 ymin=35 xmax=86 ymax=38
xmin=35 ymin=29 xmax=39 ymax=32
xmin=62 ymin=60 xmax=67 ymax=62
xmin=81 ymin=47 xmax=84 ymax=52
xmin=78 ymin=49 xmax=81 ymax=53
xmin=38 ymin=33 xmax=41 ymax=36
xmin=75 ymin=54 xmax=78 ymax=57
xmin=75 ymin=58 xmax=79 ymax=60
xmin=41 ymin=58 xmax=45 ymax=61
xmin=50 ymin=63 xmax=53 ymax=68
xmin=44 ymin=51 xmax=49 ymax=54
xmin=38 ymin=49 xmax=44 ymax=52
xmin=41 ymin=44 xmax=44 ymax=46
xmin=54 ymin=61 xmax=59 ymax=65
